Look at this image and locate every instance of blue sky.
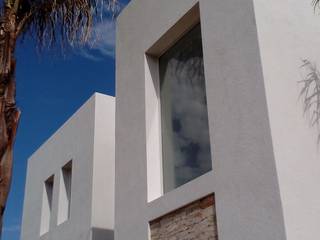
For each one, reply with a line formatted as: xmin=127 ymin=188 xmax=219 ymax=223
xmin=2 ymin=1 xmax=129 ymax=239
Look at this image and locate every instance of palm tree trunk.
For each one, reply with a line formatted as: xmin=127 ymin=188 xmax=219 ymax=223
xmin=0 ymin=7 xmax=20 ymax=238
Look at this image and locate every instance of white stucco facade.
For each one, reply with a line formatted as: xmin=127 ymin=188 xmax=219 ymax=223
xmin=20 ymin=93 xmax=115 ymax=240
xmin=115 ymin=0 xmax=286 ymax=239
xmin=115 ymin=0 xmax=320 ymax=240
xmin=19 ymin=1 xmax=320 ymax=240
xmin=254 ymin=1 xmax=320 ymax=239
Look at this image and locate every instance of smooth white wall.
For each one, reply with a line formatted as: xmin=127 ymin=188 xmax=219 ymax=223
xmin=21 ymin=96 xmax=96 ymax=240
xmin=21 ymin=93 xmax=115 ymax=240
xmin=91 ymin=93 xmax=115 ymax=232
xmin=115 ymin=1 xmax=286 ymax=240
xmin=254 ymin=1 xmax=320 ymax=240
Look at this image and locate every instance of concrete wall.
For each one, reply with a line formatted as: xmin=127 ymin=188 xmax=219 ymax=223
xmin=20 ymin=93 xmax=115 ymax=240
xmin=115 ymin=0 xmax=286 ymax=240
xmin=253 ymin=1 xmax=320 ymax=239
xmin=91 ymin=94 xmax=115 ymax=240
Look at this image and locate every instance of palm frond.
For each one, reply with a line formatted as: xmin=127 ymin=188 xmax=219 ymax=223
xmin=15 ymin=0 xmax=118 ymax=49
xmin=313 ymin=0 xmax=320 ymax=11
xmin=300 ymin=59 xmax=320 ymax=144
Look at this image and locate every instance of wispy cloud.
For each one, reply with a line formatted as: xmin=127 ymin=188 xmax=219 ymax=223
xmin=162 ymin=60 xmax=212 ymax=187
xmin=3 ymin=224 xmax=20 ymax=233
xmin=76 ymin=19 xmax=116 ymax=61
xmin=89 ymin=20 xmax=116 ymax=58
xmin=75 ymin=0 xmax=128 ymax=61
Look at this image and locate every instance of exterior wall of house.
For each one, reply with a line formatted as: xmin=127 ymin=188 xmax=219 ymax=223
xmin=91 ymin=94 xmax=115 ymax=239
xmin=20 ymin=93 xmax=115 ymax=240
xmin=149 ymin=195 xmax=218 ymax=240
xmin=253 ymin=1 xmax=320 ymax=239
xmin=115 ymin=1 xmax=286 ymax=240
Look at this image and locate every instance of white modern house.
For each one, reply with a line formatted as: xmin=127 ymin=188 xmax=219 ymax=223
xmin=20 ymin=0 xmax=320 ymax=240
xmin=115 ymin=0 xmax=320 ymax=240
xmin=20 ymin=93 xmax=115 ymax=240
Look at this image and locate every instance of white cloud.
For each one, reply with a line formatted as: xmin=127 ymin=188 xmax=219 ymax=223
xmin=78 ymin=19 xmax=116 ymax=60
xmin=162 ymin=55 xmax=212 ymax=187
xmin=90 ymin=20 xmax=116 ymax=57
xmin=76 ymin=0 xmax=127 ymax=61
xmin=3 ymin=224 xmax=20 ymax=233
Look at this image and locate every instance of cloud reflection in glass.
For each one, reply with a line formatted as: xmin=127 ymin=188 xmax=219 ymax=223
xmin=159 ymin=24 xmax=212 ymax=193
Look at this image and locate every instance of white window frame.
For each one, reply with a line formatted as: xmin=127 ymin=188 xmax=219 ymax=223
xmin=145 ymin=3 xmax=202 ymax=202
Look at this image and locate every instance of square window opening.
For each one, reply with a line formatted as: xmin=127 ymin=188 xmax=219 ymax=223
xmin=40 ymin=175 xmax=54 ymax=236
xmin=57 ymin=160 xmax=72 ymax=225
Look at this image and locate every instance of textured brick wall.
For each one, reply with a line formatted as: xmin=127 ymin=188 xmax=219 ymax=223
xmin=150 ymin=195 xmax=218 ymax=240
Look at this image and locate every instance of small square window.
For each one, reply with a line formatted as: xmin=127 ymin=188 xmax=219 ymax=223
xmin=159 ymin=24 xmax=212 ymax=193
xmin=40 ymin=175 xmax=54 ymax=235
xmin=57 ymin=160 xmax=72 ymax=225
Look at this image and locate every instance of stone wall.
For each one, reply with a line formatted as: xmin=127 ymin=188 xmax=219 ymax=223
xmin=149 ymin=195 xmax=218 ymax=240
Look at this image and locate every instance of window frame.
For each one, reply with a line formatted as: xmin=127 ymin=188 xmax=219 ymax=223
xmin=144 ymin=3 xmax=212 ymax=202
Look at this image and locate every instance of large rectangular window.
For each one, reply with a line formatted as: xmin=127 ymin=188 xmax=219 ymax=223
xmin=40 ymin=175 xmax=54 ymax=235
xmin=159 ymin=23 xmax=212 ymax=193
xmin=57 ymin=161 xmax=72 ymax=225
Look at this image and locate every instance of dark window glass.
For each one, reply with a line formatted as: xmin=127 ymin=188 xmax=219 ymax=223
xmin=159 ymin=24 xmax=212 ymax=193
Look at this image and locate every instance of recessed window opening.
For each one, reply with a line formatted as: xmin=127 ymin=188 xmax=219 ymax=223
xmin=145 ymin=3 xmax=212 ymax=201
xmin=159 ymin=23 xmax=212 ymax=193
xmin=57 ymin=160 xmax=72 ymax=225
xmin=40 ymin=175 xmax=54 ymax=235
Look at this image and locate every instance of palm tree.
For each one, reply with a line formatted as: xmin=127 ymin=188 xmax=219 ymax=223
xmin=0 ymin=0 xmax=116 ymax=235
